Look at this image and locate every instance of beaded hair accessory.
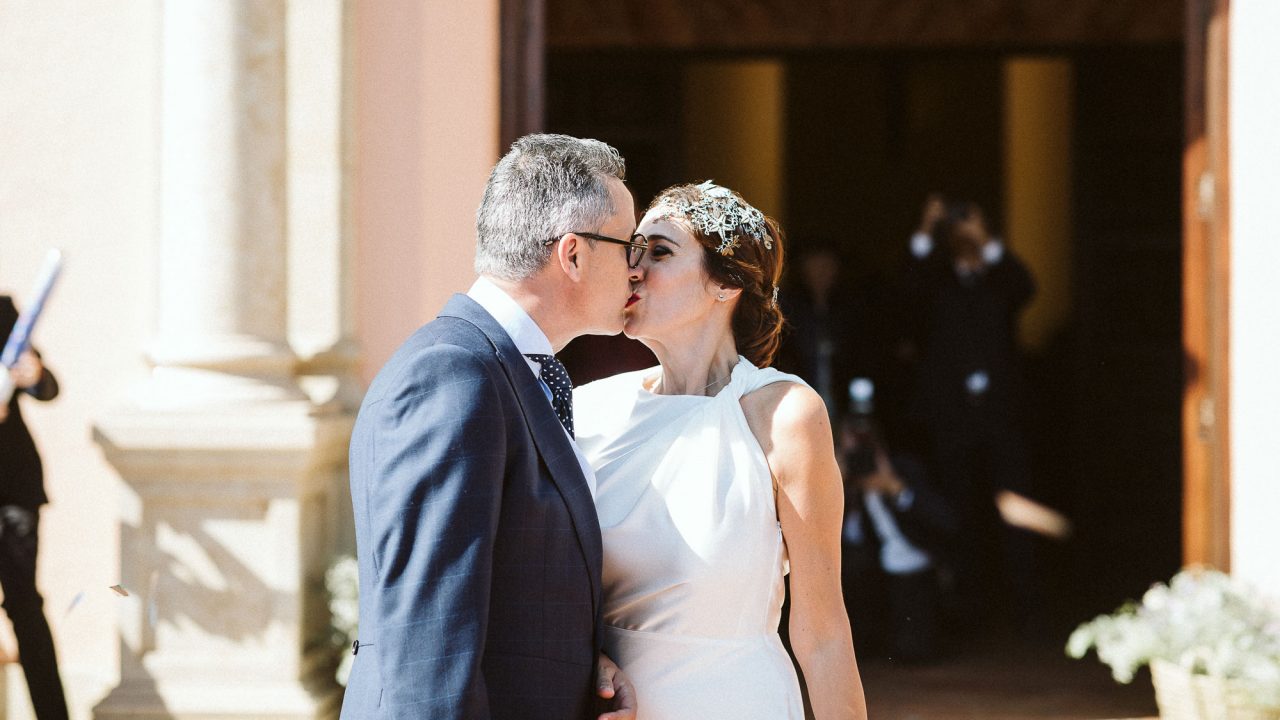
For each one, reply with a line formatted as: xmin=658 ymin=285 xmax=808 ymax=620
xmin=652 ymin=180 xmax=771 ymax=256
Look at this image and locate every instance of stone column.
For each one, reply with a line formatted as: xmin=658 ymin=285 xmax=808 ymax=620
xmin=144 ymin=0 xmax=301 ymax=409
xmin=286 ymin=0 xmax=360 ymax=564
xmin=92 ymin=2 xmax=352 ymax=718
xmin=288 ymin=0 xmax=361 ymax=414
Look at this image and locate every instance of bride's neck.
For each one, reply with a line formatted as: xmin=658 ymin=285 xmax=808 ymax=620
xmin=646 ymin=329 xmax=740 ymax=396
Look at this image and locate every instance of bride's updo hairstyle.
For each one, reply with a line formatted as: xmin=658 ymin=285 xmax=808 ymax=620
xmin=647 ymin=181 xmax=786 ymax=367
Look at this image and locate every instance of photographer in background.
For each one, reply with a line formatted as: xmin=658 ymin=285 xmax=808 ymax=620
xmin=840 ymin=379 xmax=957 ymax=663
xmin=897 ymin=194 xmax=1039 ymax=636
xmin=1 ymin=291 xmax=69 ymax=720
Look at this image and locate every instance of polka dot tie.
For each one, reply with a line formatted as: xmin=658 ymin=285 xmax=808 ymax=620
xmin=524 ymin=354 xmax=574 ymax=438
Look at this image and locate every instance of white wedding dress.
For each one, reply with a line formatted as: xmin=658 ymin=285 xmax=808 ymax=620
xmin=574 ymin=356 xmax=806 ymax=719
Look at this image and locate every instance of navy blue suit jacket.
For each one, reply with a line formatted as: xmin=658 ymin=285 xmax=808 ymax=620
xmin=340 ymin=294 xmax=604 ymax=719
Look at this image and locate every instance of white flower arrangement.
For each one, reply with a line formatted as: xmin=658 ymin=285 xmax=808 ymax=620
xmin=1067 ymin=567 xmax=1280 ymax=707
xmin=326 ymin=554 xmax=360 ymax=686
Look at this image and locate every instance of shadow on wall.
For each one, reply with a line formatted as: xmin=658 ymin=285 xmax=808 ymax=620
xmin=91 ymin=498 xmax=342 ymax=719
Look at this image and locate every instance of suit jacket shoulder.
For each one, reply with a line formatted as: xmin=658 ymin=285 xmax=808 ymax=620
xmin=361 ymin=314 xmax=500 ymax=408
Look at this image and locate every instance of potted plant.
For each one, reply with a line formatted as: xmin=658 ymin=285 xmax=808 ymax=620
xmin=326 ymin=553 xmax=360 ymax=686
xmin=1067 ymin=567 xmax=1280 ymax=719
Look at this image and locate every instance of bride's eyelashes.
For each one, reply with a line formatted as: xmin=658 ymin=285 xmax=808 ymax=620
xmin=649 ymin=244 xmax=673 ymax=259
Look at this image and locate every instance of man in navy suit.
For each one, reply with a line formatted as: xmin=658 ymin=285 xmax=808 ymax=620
xmin=341 ymin=134 xmax=645 ymax=720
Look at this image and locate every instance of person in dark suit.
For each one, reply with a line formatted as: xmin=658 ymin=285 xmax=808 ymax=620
xmin=776 ymin=246 xmax=870 ymax=422
xmin=341 ymin=134 xmax=644 ymax=720
xmin=0 ymin=294 xmax=69 ymax=720
xmin=838 ymin=379 xmax=957 ymax=663
xmin=897 ymin=195 xmax=1038 ymax=633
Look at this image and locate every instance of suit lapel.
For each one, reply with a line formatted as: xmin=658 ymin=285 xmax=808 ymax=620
xmin=439 ymin=294 xmax=604 ymax=616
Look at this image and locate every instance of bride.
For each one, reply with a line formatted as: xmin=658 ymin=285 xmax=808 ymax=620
xmin=575 ymin=182 xmax=867 ymax=719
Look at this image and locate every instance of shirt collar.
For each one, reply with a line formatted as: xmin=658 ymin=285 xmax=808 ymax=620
xmin=467 ymin=276 xmax=554 ymax=357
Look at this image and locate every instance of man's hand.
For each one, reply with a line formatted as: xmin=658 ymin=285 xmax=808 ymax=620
xmin=11 ymin=351 xmax=43 ymax=390
xmin=596 ymin=652 xmax=637 ymax=720
xmin=919 ymin=193 xmax=946 ymax=234
xmin=861 ymin=452 xmax=906 ymax=497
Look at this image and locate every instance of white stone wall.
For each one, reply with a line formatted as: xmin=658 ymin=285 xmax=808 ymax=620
xmin=0 ymin=1 xmax=500 ymax=716
xmin=1229 ymin=0 xmax=1280 ymax=599
xmin=353 ymin=0 xmax=500 ymax=382
xmin=0 ymin=2 xmax=161 ymax=716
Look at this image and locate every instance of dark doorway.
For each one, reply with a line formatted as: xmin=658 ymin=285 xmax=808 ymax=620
xmin=548 ymin=44 xmax=1183 ymax=596
xmin=1065 ymin=45 xmax=1185 ymax=611
xmin=546 ymin=35 xmax=1181 ymax=720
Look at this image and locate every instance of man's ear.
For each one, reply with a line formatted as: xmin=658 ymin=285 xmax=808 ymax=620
xmin=555 ymin=233 xmax=583 ymax=282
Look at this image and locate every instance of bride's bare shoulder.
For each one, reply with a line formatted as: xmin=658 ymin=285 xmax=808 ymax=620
xmin=740 ymin=379 xmax=830 ymax=457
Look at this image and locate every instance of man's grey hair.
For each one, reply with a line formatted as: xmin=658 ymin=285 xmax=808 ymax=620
xmin=475 ymin=134 xmax=627 ymax=280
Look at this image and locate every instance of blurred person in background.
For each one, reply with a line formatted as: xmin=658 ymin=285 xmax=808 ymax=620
xmin=776 ymin=245 xmax=869 ymax=421
xmin=778 ymin=245 xmax=860 ymax=417
xmin=0 ymin=291 xmax=68 ymax=720
xmin=839 ymin=378 xmax=957 ymax=663
xmin=896 ymin=195 xmax=1040 ymax=635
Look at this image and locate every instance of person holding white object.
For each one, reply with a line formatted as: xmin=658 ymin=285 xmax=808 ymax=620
xmin=0 ymin=291 xmax=68 ymax=720
xmin=899 ymin=195 xmax=1042 ymax=635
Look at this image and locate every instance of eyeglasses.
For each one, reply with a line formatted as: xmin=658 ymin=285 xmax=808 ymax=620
xmin=546 ymin=231 xmax=649 ymax=269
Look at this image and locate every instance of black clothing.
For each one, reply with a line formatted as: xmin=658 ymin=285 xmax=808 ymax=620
xmin=842 ymin=455 xmax=957 ymax=661
xmin=902 ymin=249 xmax=1035 ymax=440
xmin=0 ymin=294 xmax=69 ymax=720
xmin=0 ymin=509 xmax=68 ymax=720
xmin=896 ymin=245 xmax=1039 ymax=632
xmin=778 ymin=288 xmax=872 ymax=419
xmin=1 ymin=296 xmax=58 ymax=508
xmin=845 ymin=455 xmax=958 ymax=553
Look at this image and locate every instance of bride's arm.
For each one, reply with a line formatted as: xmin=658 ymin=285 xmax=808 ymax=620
xmin=744 ymin=383 xmax=868 ymax=720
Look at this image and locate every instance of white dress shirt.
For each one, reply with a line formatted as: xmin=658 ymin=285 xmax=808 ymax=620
xmin=841 ymin=487 xmax=932 ymax=575
xmin=467 ymin=277 xmax=597 ymax=497
xmin=863 ymin=491 xmax=932 ymax=575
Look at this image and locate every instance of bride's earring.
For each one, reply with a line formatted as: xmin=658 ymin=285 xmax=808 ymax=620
xmin=717 ymin=292 xmax=726 ymax=301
